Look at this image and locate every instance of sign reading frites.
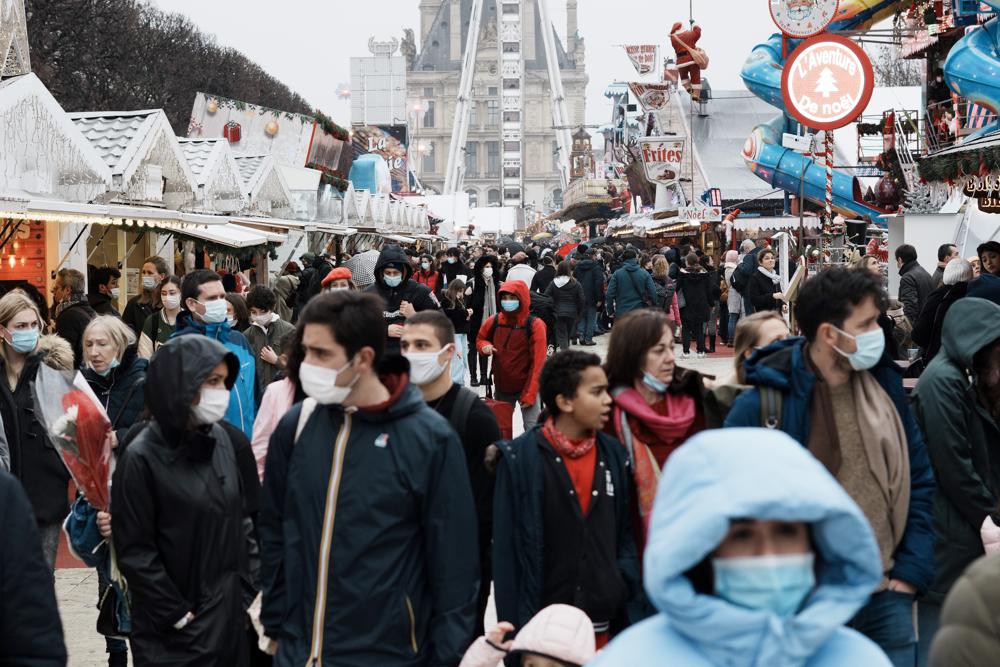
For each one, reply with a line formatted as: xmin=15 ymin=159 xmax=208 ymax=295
xmin=628 ymin=83 xmax=672 ymax=111
xmin=679 ymin=205 xmax=723 ymax=222
xmin=781 ymin=34 xmax=874 ymax=131
xmin=639 ymin=137 xmax=685 ymax=186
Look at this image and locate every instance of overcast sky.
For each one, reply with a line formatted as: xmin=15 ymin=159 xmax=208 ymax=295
xmin=153 ymin=0 xmax=780 ymax=124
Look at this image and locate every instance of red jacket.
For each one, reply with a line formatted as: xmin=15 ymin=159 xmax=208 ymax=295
xmin=414 ymin=269 xmax=441 ymax=294
xmin=476 ymin=280 xmax=547 ymax=405
xmin=670 ymin=23 xmax=701 ymax=61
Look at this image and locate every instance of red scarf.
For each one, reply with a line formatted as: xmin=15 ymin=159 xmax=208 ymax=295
xmin=612 ymin=387 xmax=697 ymax=545
xmin=542 ymin=417 xmax=596 ymax=459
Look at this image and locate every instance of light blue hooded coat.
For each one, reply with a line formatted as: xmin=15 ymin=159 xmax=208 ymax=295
xmin=590 ymin=429 xmax=890 ymax=667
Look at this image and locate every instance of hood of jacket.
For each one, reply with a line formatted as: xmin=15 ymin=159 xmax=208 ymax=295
xmin=145 ymin=336 xmax=238 ymax=434
xmin=374 ymin=243 xmax=413 ymax=287
xmin=940 ymin=297 xmax=1000 ymax=368
xmin=496 ymin=279 xmax=531 ymax=325
xmin=643 ymin=429 xmax=882 ymax=666
xmin=575 ymin=258 xmax=599 ymax=274
xmin=664 ymin=248 xmax=679 ymax=264
xmin=509 ymin=604 xmax=595 ymax=666
xmin=621 ymin=258 xmax=641 ymax=272
xmin=967 ymin=273 xmax=1000 ymax=305
xmin=35 ymin=334 xmax=75 ymax=372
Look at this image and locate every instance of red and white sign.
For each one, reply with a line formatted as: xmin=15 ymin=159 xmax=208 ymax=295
xmin=769 ymin=0 xmax=839 ymax=39
xmin=623 ymin=44 xmax=658 ymax=75
xmin=679 ymin=205 xmax=723 ymax=222
xmin=628 ymin=82 xmax=672 ymax=110
xmin=639 ymin=137 xmax=685 ymax=186
xmin=781 ymin=34 xmax=874 ymax=131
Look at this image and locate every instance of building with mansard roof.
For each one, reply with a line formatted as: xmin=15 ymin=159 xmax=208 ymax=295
xmin=406 ymin=0 xmax=587 ymax=214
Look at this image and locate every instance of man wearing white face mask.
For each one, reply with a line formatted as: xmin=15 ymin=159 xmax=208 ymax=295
xmin=260 ymin=291 xmax=479 ymax=667
xmin=725 ymin=268 xmax=935 ymax=666
xmin=173 ymin=270 xmax=257 ymax=437
xmin=112 ymin=335 xmax=252 ymax=666
xmin=402 ymin=311 xmax=502 ymax=636
xmin=244 ymin=285 xmax=295 ymax=403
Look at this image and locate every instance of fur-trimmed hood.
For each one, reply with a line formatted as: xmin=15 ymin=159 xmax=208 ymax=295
xmin=36 ymin=334 xmax=75 ymax=372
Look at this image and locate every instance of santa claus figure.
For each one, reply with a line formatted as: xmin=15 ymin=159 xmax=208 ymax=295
xmin=670 ymin=22 xmax=703 ymax=101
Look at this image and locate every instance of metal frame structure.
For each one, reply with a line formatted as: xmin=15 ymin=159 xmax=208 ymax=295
xmin=443 ymin=0 xmax=572 ymax=207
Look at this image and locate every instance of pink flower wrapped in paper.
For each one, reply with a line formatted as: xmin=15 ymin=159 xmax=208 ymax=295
xmin=33 ymin=365 xmax=113 ymax=511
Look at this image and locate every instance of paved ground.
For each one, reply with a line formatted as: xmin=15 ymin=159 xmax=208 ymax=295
xmin=56 ymin=334 xmax=734 ymax=665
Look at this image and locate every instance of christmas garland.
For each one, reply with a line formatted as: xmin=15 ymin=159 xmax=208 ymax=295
xmin=918 ymin=146 xmax=1000 ymax=184
xmin=306 ymin=162 xmax=350 ymax=191
xmin=312 ymin=110 xmax=351 ymax=141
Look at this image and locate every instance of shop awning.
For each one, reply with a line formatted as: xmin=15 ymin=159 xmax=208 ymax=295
xmin=384 ymin=234 xmax=417 ymax=244
xmin=0 ymin=198 xmax=229 ymax=228
xmin=172 ymin=223 xmax=276 ymax=248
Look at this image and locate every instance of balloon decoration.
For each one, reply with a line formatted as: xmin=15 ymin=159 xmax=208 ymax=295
xmin=265 ymin=120 xmax=280 ymax=137
xmin=207 ymin=99 xmax=219 ymax=114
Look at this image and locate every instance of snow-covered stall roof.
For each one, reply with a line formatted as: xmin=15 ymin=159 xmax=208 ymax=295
xmin=177 ymin=138 xmax=248 ymax=214
xmin=0 ymin=74 xmax=111 ymax=202
xmin=70 ymin=109 xmax=198 ymax=208
xmin=233 ymin=154 xmax=293 ymax=215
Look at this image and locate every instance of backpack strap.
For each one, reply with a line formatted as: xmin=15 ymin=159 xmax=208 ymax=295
xmin=449 ymin=387 xmax=479 ymax=444
xmin=759 ymin=387 xmax=783 ymax=430
xmin=112 ymin=378 xmax=143 ymax=427
xmin=294 ymin=397 xmax=318 ymax=442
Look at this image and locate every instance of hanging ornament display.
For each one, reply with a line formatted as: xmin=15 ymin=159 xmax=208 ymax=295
xmin=207 ymin=99 xmax=219 ymax=114
xmin=223 ymin=121 xmax=242 ymax=144
xmin=265 ymin=120 xmax=280 ymax=137
xmin=874 ymin=173 xmax=901 ymax=208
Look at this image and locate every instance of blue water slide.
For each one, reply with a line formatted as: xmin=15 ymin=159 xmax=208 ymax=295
xmin=944 ymin=1 xmax=1000 ymax=140
xmin=740 ymin=0 xmax=909 ymax=223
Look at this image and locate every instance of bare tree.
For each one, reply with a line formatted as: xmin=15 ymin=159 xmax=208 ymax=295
xmin=24 ymin=0 xmax=315 ymax=133
xmin=869 ymin=44 xmax=923 ymax=87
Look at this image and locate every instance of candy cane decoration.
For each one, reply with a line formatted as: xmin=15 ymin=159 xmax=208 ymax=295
xmin=824 ymin=132 xmax=834 ymax=229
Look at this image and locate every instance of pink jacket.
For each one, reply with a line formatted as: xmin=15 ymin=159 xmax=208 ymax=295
xmin=459 ymin=605 xmax=595 ymax=667
xmin=251 ymin=378 xmax=296 ymax=481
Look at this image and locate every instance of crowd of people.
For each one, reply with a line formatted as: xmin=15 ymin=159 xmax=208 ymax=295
xmin=0 ymin=234 xmax=999 ymax=667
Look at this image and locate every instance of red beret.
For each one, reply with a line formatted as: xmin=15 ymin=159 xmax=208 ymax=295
xmin=321 ymin=266 xmax=353 ymax=287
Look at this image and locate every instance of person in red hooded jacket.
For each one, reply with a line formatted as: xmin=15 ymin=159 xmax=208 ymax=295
xmin=670 ymin=21 xmax=703 ymax=101
xmin=477 ymin=280 xmax=548 ymax=429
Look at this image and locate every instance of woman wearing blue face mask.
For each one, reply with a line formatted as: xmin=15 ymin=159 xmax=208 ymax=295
xmin=0 ymin=290 xmax=75 ymax=570
xmin=122 ymin=256 xmax=169 ymax=337
xmin=79 ymin=314 xmax=147 ymax=666
xmin=590 ymin=429 xmax=891 ymax=667
xmin=604 ymin=309 xmax=706 ymax=566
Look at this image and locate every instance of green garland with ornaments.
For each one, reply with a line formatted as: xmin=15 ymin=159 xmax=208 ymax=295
xmin=918 ymin=147 xmax=1000 ymax=184
xmin=306 ymin=162 xmax=350 ymax=191
xmin=312 ymin=110 xmax=350 ymax=141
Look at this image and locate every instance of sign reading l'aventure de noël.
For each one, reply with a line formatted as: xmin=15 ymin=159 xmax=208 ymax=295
xmin=782 ymin=34 xmax=874 ymax=131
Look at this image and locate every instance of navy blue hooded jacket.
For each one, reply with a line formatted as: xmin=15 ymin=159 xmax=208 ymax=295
xmin=723 ymin=337 xmax=935 ymax=594
xmin=606 ymin=259 xmax=656 ymax=317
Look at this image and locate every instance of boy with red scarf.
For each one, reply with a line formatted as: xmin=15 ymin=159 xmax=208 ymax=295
xmin=493 ymin=351 xmax=639 ymax=653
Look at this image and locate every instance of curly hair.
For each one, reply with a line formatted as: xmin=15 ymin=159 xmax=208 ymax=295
xmin=539 ymin=350 xmax=602 ymax=416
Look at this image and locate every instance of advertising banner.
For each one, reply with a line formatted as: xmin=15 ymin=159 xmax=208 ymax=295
xmin=628 ymin=82 xmax=673 ymax=111
xmin=639 ymin=137 xmax=685 ymax=186
xmin=623 ymin=44 xmax=658 ymax=75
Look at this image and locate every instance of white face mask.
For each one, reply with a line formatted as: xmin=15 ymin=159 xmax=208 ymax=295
xmin=198 ymin=298 xmax=229 ymax=324
xmin=162 ymin=294 xmax=181 ymax=310
xmin=142 ymin=276 xmax=158 ymax=290
xmin=299 ymin=359 xmax=358 ymax=405
xmin=109 ymin=287 xmax=120 ymax=299
xmin=191 ymin=388 xmax=230 ymax=425
xmin=404 ymin=347 xmax=452 ymax=386
xmin=482 ymin=266 xmax=494 ymax=278
xmin=251 ymin=313 xmax=272 ymax=327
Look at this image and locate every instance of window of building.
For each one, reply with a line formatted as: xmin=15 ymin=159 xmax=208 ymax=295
xmin=552 ymin=188 xmax=564 ymax=209
xmin=423 ymin=101 xmax=435 ymax=128
xmin=422 ymin=142 xmax=435 ymax=173
xmin=502 ymin=78 xmax=519 ymax=90
xmin=504 ymin=188 xmax=520 ymax=200
xmin=469 ymin=102 xmax=478 ymax=127
xmin=503 ymin=165 xmax=520 ymax=178
xmin=503 ymin=111 xmax=520 ymax=123
xmin=465 ymin=143 xmax=478 ymax=177
xmin=504 ymin=140 xmax=519 ymax=152
xmin=486 ymin=142 xmax=500 ymax=176
xmin=503 ymin=42 xmax=520 ymax=53
xmin=487 ymin=100 xmax=500 ymax=128
xmin=487 ymin=189 xmax=501 ymax=205
xmin=488 ymin=86 xmax=498 ymax=96
xmin=466 ymin=189 xmax=479 ymax=207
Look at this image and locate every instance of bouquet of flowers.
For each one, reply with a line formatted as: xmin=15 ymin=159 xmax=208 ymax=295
xmin=33 ymin=364 xmax=113 ymax=511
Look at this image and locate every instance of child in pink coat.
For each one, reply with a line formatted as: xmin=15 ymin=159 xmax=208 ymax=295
xmin=459 ymin=604 xmax=595 ymax=667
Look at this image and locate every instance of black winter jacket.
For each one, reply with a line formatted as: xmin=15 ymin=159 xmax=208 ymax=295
xmin=260 ymin=364 xmax=479 ymax=667
xmin=676 ymin=268 xmax=713 ymax=321
xmin=88 ymin=292 xmax=119 ymax=317
xmin=493 ymin=427 xmax=640 ymax=636
xmin=0 ymin=470 xmax=67 ymax=666
xmin=365 ymin=245 xmax=439 ymax=352
xmin=82 ymin=345 xmax=147 ymax=445
xmin=899 ymin=260 xmax=935 ymax=324
xmin=111 ymin=336 xmax=251 ymax=666
xmin=745 ymin=268 xmax=782 ymax=312
xmin=544 ymin=279 xmax=585 ymax=319
xmin=54 ymin=298 xmax=96 ymax=368
xmin=530 ymin=265 xmax=556 ymax=294
xmin=911 ymin=282 xmax=968 ymax=364
xmin=122 ymin=296 xmax=154 ymax=337
xmin=0 ymin=338 xmax=73 ymax=524
xmin=573 ymin=259 xmax=605 ymax=307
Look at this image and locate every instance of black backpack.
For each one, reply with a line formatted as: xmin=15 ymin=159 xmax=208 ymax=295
xmin=654 ymin=278 xmax=676 ymax=310
xmin=729 ymin=264 xmax=750 ymax=294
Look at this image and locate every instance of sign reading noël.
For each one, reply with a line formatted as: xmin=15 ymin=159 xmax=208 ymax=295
xmin=782 ymin=34 xmax=874 ymax=131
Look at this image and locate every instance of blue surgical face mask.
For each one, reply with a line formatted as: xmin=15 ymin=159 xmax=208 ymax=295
xmin=94 ymin=357 xmax=120 ymax=378
xmin=832 ymin=325 xmax=885 ymax=371
xmin=501 ymin=299 xmax=520 ymax=313
xmin=447 ymin=257 xmax=457 ymax=264
xmin=6 ymin=327 xmax=39 ymax=354
xmin=642 ymin=372 xmax=669 ymax=394
xmin=384 ymin=274 xmax=403 ymax=288
xmin=712 ymin=553 xmax=816 ymax=618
